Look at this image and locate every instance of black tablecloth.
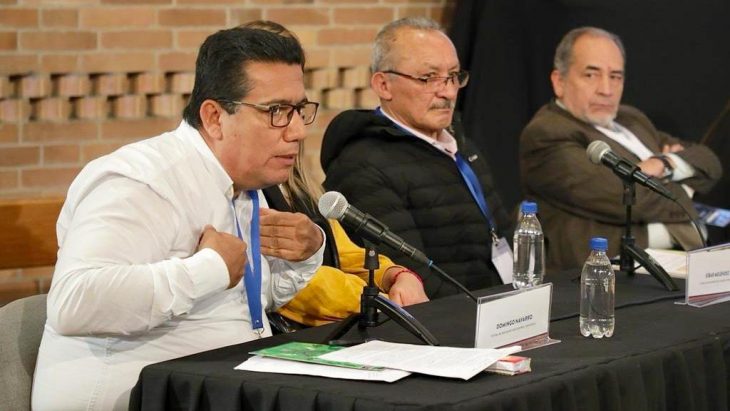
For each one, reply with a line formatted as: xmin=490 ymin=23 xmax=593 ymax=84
xmin=130 ymin=274 xmax=730 ymax=411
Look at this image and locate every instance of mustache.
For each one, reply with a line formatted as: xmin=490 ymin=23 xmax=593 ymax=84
xmin=430 ymin=100 xmax=454 ymax=110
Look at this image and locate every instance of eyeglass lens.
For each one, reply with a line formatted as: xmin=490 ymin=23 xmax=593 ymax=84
xmin=272 ymin=103 xmax=317 ymax=127
xmin=430 ymin=71 xmax=468 ymax=89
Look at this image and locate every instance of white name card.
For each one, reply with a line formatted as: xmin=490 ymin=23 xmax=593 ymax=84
xmin=474 ymin=283 xmax=559 ymax=350
xmin=685 ymin=244 xmax=730 ymax=307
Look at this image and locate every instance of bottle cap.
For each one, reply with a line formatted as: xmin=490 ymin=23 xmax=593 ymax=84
xmin=590 ymin=237 xmax=608 ymax=251
xmin=521 ymin=201 xmax=537 ymax=214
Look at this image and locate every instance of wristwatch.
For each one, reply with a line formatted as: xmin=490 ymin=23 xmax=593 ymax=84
xmin=653 ymin=155 xmax=674 ymax=179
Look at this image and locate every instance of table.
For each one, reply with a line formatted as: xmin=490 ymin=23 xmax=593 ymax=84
xmin=130 ymin=274 xmax=730 ymax=411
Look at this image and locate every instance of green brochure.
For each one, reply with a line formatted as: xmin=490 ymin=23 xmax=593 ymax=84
xmin=250 ymin=342 xmax=383 ymax=370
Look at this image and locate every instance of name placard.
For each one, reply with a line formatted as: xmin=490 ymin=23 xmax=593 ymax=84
xmin=684 ymin=244 xmax=730 ymax=307
xmin=474 ymin=283 xmax=559 ymax=350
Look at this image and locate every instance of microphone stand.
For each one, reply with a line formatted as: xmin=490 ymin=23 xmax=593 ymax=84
xmin=617 ymin=179 xmax=679 ymax=291
xmin=325 ymin=240 xmax=439 ymax=346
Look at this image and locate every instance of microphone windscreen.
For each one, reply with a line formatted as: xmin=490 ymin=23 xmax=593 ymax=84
xmin=586 ymin=140 xmax=611 ymax=165
xmin=318 ymin=191 xmax=348 ymax=219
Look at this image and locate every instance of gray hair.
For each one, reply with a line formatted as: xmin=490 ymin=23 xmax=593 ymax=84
xmin=553 ymin=26 xmax=626 ymax=76
xmin=371 ymin=17 xmax=444 ymax=73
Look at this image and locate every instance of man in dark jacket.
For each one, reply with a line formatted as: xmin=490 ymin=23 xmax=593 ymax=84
xmin=520 ymin=27 xmax=722 ymax=271
xmin=321 ymin=17 xmax=512 ymax=299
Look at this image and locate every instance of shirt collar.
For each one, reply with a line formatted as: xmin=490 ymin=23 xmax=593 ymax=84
xmin=377 ymin=107 xmax=458 ymax=158
xmin=176 ymin=120 xmax=236 ymax=199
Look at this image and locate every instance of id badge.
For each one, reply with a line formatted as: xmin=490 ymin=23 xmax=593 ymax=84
xmin=491 ymin=237 xmax=513 ymax=284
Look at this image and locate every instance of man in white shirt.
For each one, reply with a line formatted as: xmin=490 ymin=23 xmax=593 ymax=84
xmin=520 ymin=26 xmax=722 ymax=270
xmin=32 ymin=24 xmax=325 ymax=410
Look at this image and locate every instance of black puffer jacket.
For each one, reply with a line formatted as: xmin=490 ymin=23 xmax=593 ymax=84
xmin=321 ymin=109 xmax=512 ymax=299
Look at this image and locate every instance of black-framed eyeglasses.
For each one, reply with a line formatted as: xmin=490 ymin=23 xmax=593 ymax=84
xmin=383 ymin=70 xmax=470 ymax=92
xmin=220 ymin=100 xmax=320 ymax=128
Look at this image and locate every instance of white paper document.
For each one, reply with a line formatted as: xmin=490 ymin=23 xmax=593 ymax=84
xmin=235 ymin=355 xmax=411 ymax=383
xmin=319 ymin=340 xmax=520 ymax=380
xmin=635 ymin=248 xmax=688 ymax=278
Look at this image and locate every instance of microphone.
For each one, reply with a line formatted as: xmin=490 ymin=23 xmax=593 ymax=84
xmin=318 ymin=191 xmax=430 ymax=265
xmin=586 ymin=141 xmax=676 ymax=200
xmin=318 ymin=191 xmax=478 ymax=302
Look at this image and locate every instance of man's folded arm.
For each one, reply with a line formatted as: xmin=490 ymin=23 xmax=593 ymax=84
xmin=521 ymin=128 xmax=686 ymax=224
xmin=48 ymin=177 xmax=230 ymax=336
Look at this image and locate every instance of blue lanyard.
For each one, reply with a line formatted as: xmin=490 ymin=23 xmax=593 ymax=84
xmin=375 ymin=107 xmax=498 ymax=238
xmin=454 ymin=154 xmax=497 ymax=237
xmin=230 ymin=190 xmax=264 ymax=333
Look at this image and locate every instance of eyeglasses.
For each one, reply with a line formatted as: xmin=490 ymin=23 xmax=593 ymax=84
xmin=383 ymin=70 xmax=470 ymax=92
xmin=220 ymin=100 xmax=320 ymax=128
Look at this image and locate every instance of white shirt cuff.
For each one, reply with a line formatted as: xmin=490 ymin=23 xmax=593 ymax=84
xmin=665 ymin=153 xmax=695 ymax=181
xmin=184 ymin=248 xmax=230 ymax=300
xmin=288 ymin=225 xmax=327 ymax=278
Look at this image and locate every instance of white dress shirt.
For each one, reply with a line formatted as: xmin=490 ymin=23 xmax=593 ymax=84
xmin=31 ymin=121 xmax=324 ymax=410
xmin=595 ymin=122 xmax=697 ymax=248
xmin=595 ymin=122 xmax=695 ymax=182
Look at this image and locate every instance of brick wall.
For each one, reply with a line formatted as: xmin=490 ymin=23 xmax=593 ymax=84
xmin=0 ymin=0 xmax=455 ymax=304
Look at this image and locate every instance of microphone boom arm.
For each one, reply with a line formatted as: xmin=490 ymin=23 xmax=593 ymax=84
xmin=319 ymin=191 xmax=478 ymax=302
xmin=352 ymin=215 xmax=478 ymax=303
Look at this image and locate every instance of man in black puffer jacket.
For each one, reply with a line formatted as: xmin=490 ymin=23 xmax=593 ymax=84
xmin=321 ymin=17 xmax=512 ymax=299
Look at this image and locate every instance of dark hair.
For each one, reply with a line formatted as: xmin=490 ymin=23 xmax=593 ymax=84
xmin=182 ymin=25 xmax=305 ymax=129
xmin=240 ymin=20 xmax=299 ymax=40
xmin=554 ymin=26 xmax=625 ymax=76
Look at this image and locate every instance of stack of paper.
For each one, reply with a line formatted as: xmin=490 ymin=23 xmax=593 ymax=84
xmin=237 ymin=356 xmax=410 ymax=382
xmin=235 ymin=341 xmax=522 ymax=382
xmin=236 ymin=342 xmax=410 ymax=382
xmin=319 ymin=340 xmax=521 ymax=380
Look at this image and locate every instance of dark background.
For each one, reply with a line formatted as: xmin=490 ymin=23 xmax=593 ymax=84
xmin=449 ymin=0 xmax=729 ymax=212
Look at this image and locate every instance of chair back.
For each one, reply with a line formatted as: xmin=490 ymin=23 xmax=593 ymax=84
xmin=0 ymin=294 xmax=47 ymax=410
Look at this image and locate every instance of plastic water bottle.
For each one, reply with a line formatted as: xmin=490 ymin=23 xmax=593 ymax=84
xmin=512 ymin=201 xmax=545 ymax=289
xmin=579 ymin=237 xmax=615 ymax=338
